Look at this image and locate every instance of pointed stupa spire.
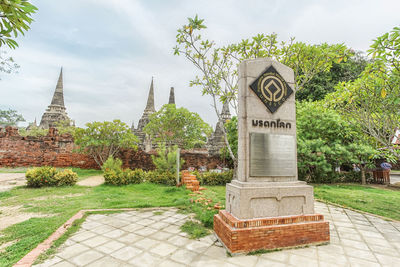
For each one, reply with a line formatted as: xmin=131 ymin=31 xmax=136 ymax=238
xmin=50 ymin=67 xmax=65 ymax=107
xmin=168 ymin=87 xmax=175 ymax=105
xmin=221 ymin=100 xmax=231 ymax=121
xmin=144 ymin=77 xmax=155 ymax=112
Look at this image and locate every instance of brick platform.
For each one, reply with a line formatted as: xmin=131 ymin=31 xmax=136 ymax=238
xmin=214 ymin=210 xmax=330 ymax=254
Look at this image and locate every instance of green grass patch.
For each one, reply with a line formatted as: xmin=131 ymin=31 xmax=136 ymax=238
xmin=313 ymin=184 xmax=400 ymax=220
xmin=34 ymin=215 xmax=87 ymax=265
xmin=0 ymin=167 xmax=27 ymax=173
xmin=247 ymin=248 xmax=282 ymax=255
xmin=180 ymin=220 xmax=210 ymax=239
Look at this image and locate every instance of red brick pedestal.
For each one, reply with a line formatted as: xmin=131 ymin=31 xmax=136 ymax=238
xmin=214 ymin=210 xmax=330 ymax=254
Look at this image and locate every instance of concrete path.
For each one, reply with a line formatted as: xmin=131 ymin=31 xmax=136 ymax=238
xmin=77 ymin=176 xmax=105 ymax=187
xmin=0 ymin=173 xmax=26 ymax=192
xmin=390 ymin=173 xmax=400 ymax=185
xmin=34 ymin=202 xmax=400 ymax=267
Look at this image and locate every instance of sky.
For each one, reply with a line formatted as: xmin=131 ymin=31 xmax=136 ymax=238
xmin=1 ymin=0 xmax=399 ymax=128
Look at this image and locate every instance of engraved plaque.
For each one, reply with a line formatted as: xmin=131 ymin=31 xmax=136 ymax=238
xmin=250 ymin=133 xmax=295 ymax=176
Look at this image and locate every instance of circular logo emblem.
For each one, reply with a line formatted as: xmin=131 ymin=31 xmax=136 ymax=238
xmin=249 ymin=65 xmax=293 ymax=113
xmin=258 ymin=74 xmax=287 ymax=102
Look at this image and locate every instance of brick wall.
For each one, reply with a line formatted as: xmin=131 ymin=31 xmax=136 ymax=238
xmin=0 ymin=127 xmax=227 ymax=170
xmin=0 ymin=127 xmax=98 ymax=169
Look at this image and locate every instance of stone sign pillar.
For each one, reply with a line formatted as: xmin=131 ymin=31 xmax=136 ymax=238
xmin=214 ymin=58 xmax=329 ymax=254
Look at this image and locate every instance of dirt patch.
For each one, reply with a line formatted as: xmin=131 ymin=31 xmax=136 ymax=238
xmin=0 ymin=240 xmax=17 ymax=253
xmin=0 ymin=173 xmax=26 ymax=192
xmin=33 ymin=193 xmax=84 ymax=201
xmin=77 ymin=176 xmax=104 ymax=187
xmin=0 ymin=205 xmax=50 ymax=231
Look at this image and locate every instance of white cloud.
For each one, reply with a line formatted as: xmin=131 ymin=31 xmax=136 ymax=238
xmin=1 ymin=0 xmax=400 ymax=128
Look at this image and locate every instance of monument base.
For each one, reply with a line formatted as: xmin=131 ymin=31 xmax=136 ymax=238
xmin=214 ymin=210 xmax=330 ymax=254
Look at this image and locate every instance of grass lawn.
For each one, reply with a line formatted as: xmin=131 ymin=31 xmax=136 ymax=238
xmin=1 ymin=182 xmax=399 ymax=266
xmin=0 ymin=167 xmax=27 ymax=173
xmin=314 ymin=184 xmax=400 ymax=220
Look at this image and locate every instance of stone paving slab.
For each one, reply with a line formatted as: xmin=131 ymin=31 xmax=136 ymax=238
xmin=34 ymin=203 xmax=400 ymax=267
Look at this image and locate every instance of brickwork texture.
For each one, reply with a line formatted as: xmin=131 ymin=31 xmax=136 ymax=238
xmin=0 ymin=127 xmax=226 ymax=170
xmin=214 ymin=210 xmax=330 ymax=254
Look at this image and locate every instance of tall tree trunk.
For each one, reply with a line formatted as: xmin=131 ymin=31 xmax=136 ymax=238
xmin=361 ymin=166 xmax=366 ymax=185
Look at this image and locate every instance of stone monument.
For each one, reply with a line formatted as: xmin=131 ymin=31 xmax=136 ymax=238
xmin=214 ymin=58 xmax=329 ymax=254
xmin=39 ymin=68 xmax=72 ymax=129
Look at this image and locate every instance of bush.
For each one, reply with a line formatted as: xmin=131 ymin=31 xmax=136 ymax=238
xmin=102 ymin=156 xmax=145 ymax=185
xmin=102 ymin=156 xmax=123 ymax=173
xmin=299 ymin=170 xmax=373 ymax=184
xmin=336 ymin=171 xmax=372 ymax=183
xmin=146 ymin=170 xmax=176 ymax=186
xmin=26 ymin=166 xmax=77 ymax=187
xmin=123 ymin=169 xmax=144 ymax=185
xmin=54 ymin=169 xmax=78 ymax=186
xmin=104 ymin=167 xmax=145 ymax=186
xmin=198 ymin=170 xmax=233 ymax=185
xmin=151 ymin=144 xmax=184 ymax=173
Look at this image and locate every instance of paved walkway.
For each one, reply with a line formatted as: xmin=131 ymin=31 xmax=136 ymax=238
xmin=34 ymin=202 xmax=400 ymax=267
xmin=390 ymin=174 xmax=400 ymax=185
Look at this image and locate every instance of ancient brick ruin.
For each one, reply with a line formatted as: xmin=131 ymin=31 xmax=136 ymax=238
xmin=0 ymin=126 xmax=227 ymax=170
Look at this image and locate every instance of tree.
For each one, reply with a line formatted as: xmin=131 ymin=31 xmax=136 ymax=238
xmin=326 ymin=26 xmax=400 ymax=157
xmin=220 ymin=116 xmax=238 ymax=162
xmin=151 ymin=143 xmax=185 ymax=173
xmin=74 ymin=120 xmax=138 ymax=167
xmin=0 ymin=50 xmax=19 ymax=78
xmin=0 ymin=108 xmax=24 ymax=126
xmin=54 ymin=119 xmax=75 ymax=135
xmin=143 ymin=104 xmax=212 ymax=149
xmin=19 ymin=127 xmax=48 ymax=137
xmin=0 ymin=0 xmax=37 ymax=49
xmin=174 ymin=15 xmax=349 ymax=169
xmin=296 ymin=51 xmax=369 ymax=102
xmin=0 ymin=0 xmax=37 ymax=78
xmin=296 ymin=101 xmax=376 ymax=184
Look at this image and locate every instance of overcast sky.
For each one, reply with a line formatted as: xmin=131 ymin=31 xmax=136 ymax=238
xmin=1 ymin=0 xmax=399 ymax=128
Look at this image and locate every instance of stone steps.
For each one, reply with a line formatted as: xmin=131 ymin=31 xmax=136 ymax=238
xmin=181 ymin=171 xmax=200 ymax=192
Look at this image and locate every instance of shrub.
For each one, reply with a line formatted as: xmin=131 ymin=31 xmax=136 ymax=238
xmin=146 ymin=170 xmax=176 ymax=186
xmin=102 ymin=156 xmax=145 ymax=185
xmin=198 ymin=170 xmax=233 ymax=185
xmin=102 ymin=156 xmax=123 ymax=173
xmin=26 ymin=166 xmax=77 ymax=187
xmin=123 ymin=169 xmax=144 ymax=185
xmin=336 ymin=171 xmax=372 ymax=183
xmin=54 ymin=169 xmax=78 ymax=186
xmin=151 ymin=144 xmax=185 ymax=173
xmin=103 ymin=169 xmax=121 ymax=185
xmin=104 ymin=168 xmax=145 ymax=186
